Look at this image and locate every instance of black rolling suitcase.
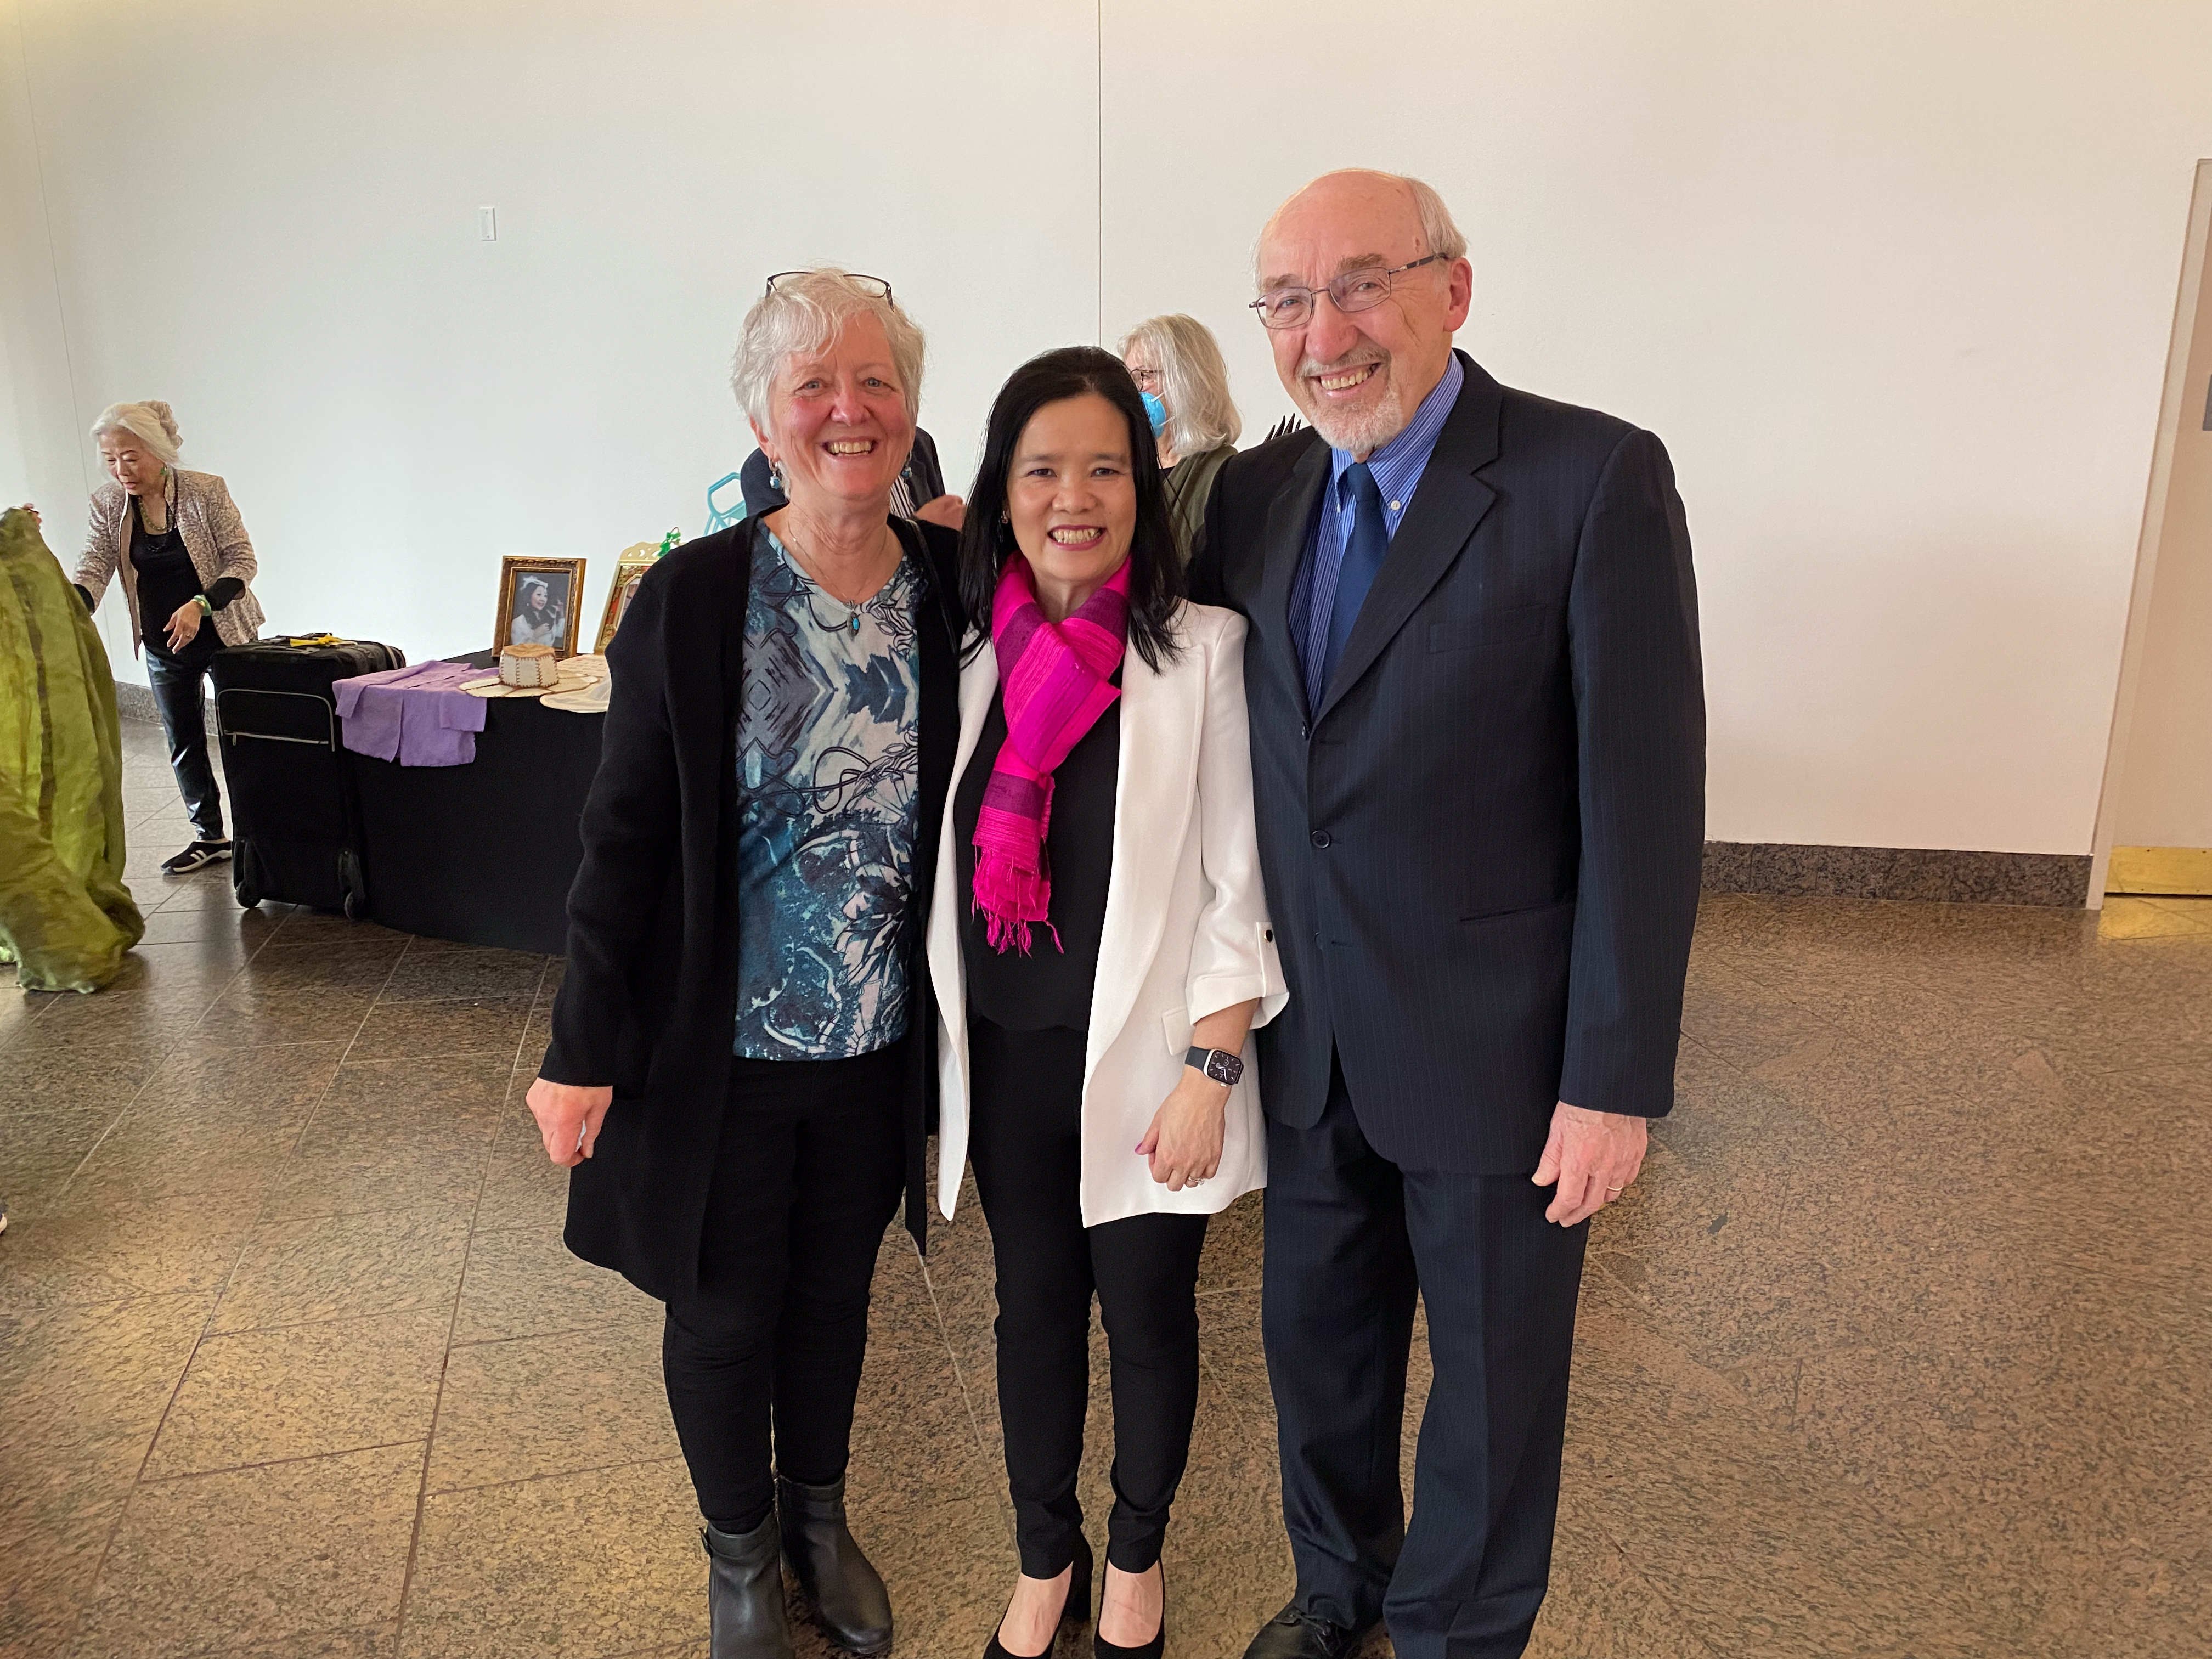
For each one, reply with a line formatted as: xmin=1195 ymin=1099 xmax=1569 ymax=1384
xmin=211 ymin=636 xmax=404 ymax=917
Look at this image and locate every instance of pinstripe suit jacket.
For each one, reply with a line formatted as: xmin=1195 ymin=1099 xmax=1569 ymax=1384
xmin=1191 ymin=352 xmax=1705 ymax=1173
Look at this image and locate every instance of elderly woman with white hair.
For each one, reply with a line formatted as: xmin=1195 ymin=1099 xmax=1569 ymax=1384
xmin=523 ymin=268 xmax=963 ymax=1659
xmin=1118 ymin=314 xmax=1242 ymax=564
xmin=72 ymin=401 xmax=267 ymax=873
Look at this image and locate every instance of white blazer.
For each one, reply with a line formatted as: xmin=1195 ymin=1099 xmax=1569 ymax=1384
xmin=928 ymin=601 xmax=1288 ymax=1227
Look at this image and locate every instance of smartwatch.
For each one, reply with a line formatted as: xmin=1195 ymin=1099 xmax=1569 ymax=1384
xmin=1185 ymin=1046 xmax=1245 ymax=1086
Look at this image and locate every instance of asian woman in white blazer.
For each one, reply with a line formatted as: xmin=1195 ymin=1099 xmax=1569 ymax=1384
xmin=928 ymin=349 xmax=1285 ymax=1659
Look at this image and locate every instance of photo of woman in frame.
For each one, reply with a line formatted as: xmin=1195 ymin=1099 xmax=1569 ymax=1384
xmin=492 ymin=556 xmax=585 ymax=657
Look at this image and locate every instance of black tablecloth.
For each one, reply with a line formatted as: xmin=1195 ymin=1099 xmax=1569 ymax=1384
xmin=350 ymin=658 xmax=602 ymax=954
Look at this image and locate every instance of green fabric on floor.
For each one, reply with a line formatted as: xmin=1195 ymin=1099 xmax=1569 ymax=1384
xmin=0 ymin=506 xmax=143 ymax=991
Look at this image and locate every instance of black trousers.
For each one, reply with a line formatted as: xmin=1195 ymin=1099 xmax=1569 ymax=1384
xmin=967 ymin=1018 xmax=1210 ymax=1577
xmin=145 ymin=651 xmax=225 ymax=840
xmin=1262 ymin=1060 xmax=1589 ymax=1659
xmin=661 ymin=1042 xmax=907 ymax=1531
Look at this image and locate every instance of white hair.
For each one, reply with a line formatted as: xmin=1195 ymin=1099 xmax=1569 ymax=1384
xmin=730 ymin=268 xmax=926 ymax=438
xmin=90 ymin=400 xmax=182 ymax=469
xmin=1118 ymin=314 xmax=1242 ymax=458
xmin=1253 ymin=169 xmax=1469 ymax=280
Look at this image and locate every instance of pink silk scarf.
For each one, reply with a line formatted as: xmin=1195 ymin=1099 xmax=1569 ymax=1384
xmin=972 ymin=555 xmax=1133 ymax=953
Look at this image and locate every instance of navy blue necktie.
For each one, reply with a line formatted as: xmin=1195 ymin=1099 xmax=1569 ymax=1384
xmin=1318 ymin=461 xmax=1390 ymax=701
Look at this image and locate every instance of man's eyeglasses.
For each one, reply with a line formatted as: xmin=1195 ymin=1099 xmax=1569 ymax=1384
xmin=1248 ymin=254 xmax=1444 ymax=330
xmin=765 ymin=271 xmax=895 ymax=306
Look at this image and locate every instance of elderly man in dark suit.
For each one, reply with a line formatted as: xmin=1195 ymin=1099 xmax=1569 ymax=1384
xmin=1192 ymin=169 xmax=1705 ymax=1659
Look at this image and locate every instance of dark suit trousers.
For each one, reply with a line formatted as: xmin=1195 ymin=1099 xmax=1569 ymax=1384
xmin=1262 ymin=1060 xmax=1588 ymax=1657
xmin=660 ymin=1042 xmax=907 ymax=1531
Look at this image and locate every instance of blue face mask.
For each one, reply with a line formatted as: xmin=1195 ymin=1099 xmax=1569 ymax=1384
xmin=1140 ymin=390 xmax=1168 ymax=437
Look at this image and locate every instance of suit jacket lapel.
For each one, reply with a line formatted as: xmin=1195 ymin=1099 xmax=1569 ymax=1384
xmin=1087 ymin=639 xmax=1203 ymax=1071
xmin=1256 ymin=438 xmax=1329 ymax=720
xmin=1313 ymin=355 xmax=1504 ymax=725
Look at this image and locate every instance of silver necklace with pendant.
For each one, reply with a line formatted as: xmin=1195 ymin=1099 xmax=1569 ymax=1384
xmin=782 ymin=526 xmax=893 ymax=635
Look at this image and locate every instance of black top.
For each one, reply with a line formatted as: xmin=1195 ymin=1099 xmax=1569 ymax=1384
xmin=131 ymin=498 xmax=215 ymax=667
xmin=540 ymin=515 xmax=964 ymax=1293
xmin=129 ymin=496 xmax=244 ymax=666
xmin=953 ymin=678 xmax=1121 ymax=1032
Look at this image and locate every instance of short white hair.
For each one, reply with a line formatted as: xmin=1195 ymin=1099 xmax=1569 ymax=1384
xmin=91 ymin=400 xmax=182 ymax=469
xmin=1254 ymin=169 xmax=1469 ymax=280
xmin=730 ymin=268 xmax=926 ymax=437
xmin=1118 ymin=314 xmax=1241 ymax=456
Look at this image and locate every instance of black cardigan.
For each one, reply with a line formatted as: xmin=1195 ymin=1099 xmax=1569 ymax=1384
xmin=539 ymin=516 xmax=962 ymax=1301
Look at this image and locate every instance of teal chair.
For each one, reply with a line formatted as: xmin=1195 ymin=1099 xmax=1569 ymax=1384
xmin=704 ymin=472 xmax=747 ymax=537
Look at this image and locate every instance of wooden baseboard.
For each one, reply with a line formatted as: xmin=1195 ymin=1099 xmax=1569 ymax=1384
xmin=2107 ymin=845 xmax=2212 ymax=896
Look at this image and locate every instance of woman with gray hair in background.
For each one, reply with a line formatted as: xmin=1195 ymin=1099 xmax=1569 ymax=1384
xmin=72 ymin=401 xmax=267 ymax=874
xmin=1119 ymin=314 xmax=1242 ymax=564
xmin=523 ymin=268 xmax=964 ymax=1659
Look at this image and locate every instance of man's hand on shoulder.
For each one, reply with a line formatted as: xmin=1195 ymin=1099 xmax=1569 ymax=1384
xmin=1532 ymin=1101 xmax=1648 ymax=1226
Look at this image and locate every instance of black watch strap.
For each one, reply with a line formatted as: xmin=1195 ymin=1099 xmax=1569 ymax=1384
xmin=1185 ymin=1045 xmax=1245 ymax=1086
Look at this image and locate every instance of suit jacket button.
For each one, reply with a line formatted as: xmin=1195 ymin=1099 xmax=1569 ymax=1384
xmin=1300 ymin=722 xmax=1310 ymax=741
xmin=1310 ymin=830 xmax=1331 ymax=849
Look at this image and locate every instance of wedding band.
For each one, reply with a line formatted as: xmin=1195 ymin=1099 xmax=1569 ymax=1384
xmin=1606 ymin=1185 xmax=1625 ymax=1194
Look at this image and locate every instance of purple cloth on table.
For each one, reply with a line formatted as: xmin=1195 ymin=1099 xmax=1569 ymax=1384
xmin=334 ymin=659 xmax=490 ymax=767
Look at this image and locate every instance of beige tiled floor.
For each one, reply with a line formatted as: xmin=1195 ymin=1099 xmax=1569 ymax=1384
xmin=3 ymin=723 xmax=2209 ymax=1657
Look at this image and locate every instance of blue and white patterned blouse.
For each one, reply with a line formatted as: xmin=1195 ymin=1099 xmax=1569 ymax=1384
xmin=734 ymin=525 xmax=923 ymax=1059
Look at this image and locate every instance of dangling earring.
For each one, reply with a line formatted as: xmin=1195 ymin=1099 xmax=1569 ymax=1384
xmin=768 ymin=461 xmax=785 ymax=491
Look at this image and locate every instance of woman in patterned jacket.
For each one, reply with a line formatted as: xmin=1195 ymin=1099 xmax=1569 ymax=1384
xmin=73 ymin=400 xmax=267 ymax=874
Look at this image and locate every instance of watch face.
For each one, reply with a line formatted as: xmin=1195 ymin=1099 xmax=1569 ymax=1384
xmin=1188 ymin=1046 xmax=1244 ymax=1086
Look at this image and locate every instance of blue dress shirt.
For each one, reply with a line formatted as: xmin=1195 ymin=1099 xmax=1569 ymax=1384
xmin=1288 ymin=353 xmax=1466 ymax=710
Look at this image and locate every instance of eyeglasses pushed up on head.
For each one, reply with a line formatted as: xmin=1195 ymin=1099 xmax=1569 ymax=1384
xmin=765 ymin=271 xmax=895 ymax=306
xmin=1248 ymin=253 xmax=1444 ymax=330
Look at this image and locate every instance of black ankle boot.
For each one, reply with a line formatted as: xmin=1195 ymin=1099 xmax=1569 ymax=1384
xmin=702 ymin=1514 xmax=794 ymax=1659
xmin=777 ymin=1473 xmax=893 ymax=1655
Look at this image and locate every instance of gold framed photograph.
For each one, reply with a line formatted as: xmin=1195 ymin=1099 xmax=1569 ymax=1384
xmin=493 ymin=556 xmax=585 ymax=658
xmin=594 ymin=541 xmax=662 ymax=653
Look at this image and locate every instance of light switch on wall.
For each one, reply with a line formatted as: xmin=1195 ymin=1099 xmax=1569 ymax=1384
xmin=479 ymin=206 xmax=497 ymax=242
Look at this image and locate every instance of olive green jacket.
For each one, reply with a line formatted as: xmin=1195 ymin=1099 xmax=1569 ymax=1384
xmin=1164 ymin=445 xmax=1236 ymax=567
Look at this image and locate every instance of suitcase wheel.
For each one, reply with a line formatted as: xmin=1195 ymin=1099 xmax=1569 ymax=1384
xmin=338 ymin=849 xmax=367 ymax=924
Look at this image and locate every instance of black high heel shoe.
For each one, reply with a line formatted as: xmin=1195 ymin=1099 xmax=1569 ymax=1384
xmin=981 ymin=1535 xmax=1094 ymax=1659
xmin=1093 ymin=1561 xmax=1165 ymax=1659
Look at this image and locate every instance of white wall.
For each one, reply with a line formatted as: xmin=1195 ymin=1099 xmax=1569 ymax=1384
xmin=6 ymin=0 xmax=2211 ymax=856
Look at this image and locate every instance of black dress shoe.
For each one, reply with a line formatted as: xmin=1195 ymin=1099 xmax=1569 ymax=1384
xmin=702 ymin=1515 xmax=794 ymax=1659
xmin=983 ymin=1535 xmax=1094 ymax=1659
xmin=776 ymin=1474 xmax=893 ymax=1655
xmin=1241 ymin=1600 xmax=1368 ymax=1659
